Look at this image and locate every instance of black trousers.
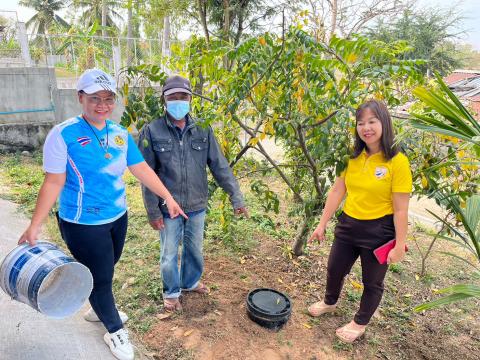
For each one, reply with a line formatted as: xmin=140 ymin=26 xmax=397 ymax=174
xmin=59 ymin=212 xmax=128 ymax=333
xmin=324 ymin=212 xmax=395 ymax=325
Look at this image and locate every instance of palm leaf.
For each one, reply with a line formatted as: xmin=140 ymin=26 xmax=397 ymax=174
xmin=436 ymin=284 xmax=480 ymax=296
xmin=412 ymin=87 xmax=472 ymax=132
xmin=53 ymin=14 xmax=69 ymax=29
xmin=414 ymin=283 xmax=480 ymax=312
xmin=414 ymin=293 xmax=474 ymax=312
xmin=426 ymin=209 xmax=466 ymax=241
xmin=439 ymin=251 xmax=479 ymax=271
xmin=409 ymin=122 xmax=479 ymax=145
xmin=410 ymin=73 xmax=480 ymax=148
xmin=465 ymin=195 xmax=480 ymax=240
xmin=410 ymin=112 xmax=466 ymax=134
xmin=434 ymin=73 xmax=480 ymax=131
xmin=436 ymin=235 xmax=473 ymax=252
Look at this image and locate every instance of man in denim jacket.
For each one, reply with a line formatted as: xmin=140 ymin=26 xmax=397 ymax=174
xmin=138 ymin=75 xmax=248 ymax=311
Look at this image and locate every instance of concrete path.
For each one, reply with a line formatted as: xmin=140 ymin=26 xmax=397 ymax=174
xmin=0 ymin=198 xmax=117 ymax=360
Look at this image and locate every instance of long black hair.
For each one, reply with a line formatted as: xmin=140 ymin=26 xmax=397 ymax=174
xmin=352 ymin=100 xmax=399 ymax=160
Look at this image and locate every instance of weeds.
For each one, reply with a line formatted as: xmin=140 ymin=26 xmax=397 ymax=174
xmin=389 ymin=263 xmax=403 ymax=274
xmin=0 ymin=153 xmax=44 ymax=213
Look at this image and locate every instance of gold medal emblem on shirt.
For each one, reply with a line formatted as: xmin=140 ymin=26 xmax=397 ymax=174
xmin=114 ymin=135 xmax=125 ymax=146
xmin=374 ymin=166 xmax=387 ymax=179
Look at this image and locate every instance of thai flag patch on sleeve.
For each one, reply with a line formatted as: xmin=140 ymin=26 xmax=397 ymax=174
xmin=77 ymin=136 xmax=92 ymax=146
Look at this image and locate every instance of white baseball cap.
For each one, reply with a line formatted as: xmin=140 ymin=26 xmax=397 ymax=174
xmin=76 ymin=68 xmax=117 ymax=94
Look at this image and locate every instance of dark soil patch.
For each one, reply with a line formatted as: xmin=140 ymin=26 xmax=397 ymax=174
xmin=142 ymin=237 xmax=480 ymax=359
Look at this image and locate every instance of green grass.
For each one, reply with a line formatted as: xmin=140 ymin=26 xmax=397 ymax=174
xmin=388 ymin=263 xmax=403 ymax=274
xmin=0 ymin=153 xmax=44 ymax=213
xmin=54 ymin=67 xmax=77 ymax=78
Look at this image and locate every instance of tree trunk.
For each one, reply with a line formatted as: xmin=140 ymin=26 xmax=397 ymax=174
xmin=127 ymin=0 xmax=133 ymax=64
xmin=197 ymin=0 xmax=210 ymax=44
xmin=101 ymin=0 xmax=107 ymax=68
xmin=329 ymin=0 xmax=338 ymax=42
xmin=162 ymin=16 xmax=171 ymax=58
xmin=292 ymin=198 xmax=325 ymax=256
xmin=101 ymin=0 xmax=107 ymax=37
xmin=234 ymin=5 xmax=244 ymax=47
xmin=292 ymin=217 xmax=310 ymax=256
xmin=223 ymin=0 xmax=230 ymax=43
xmin=222 ymin=0 xmax=231 ymax=69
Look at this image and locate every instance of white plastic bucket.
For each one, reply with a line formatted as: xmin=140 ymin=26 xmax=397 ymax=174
xmin=0 ymin=241 xmax=93 ymax=319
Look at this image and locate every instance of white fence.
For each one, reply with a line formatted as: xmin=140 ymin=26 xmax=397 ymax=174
xmin=0 ymin=15 xmax=182 ymax=84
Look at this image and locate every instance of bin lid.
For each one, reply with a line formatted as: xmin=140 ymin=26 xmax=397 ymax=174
xmin=247 ymin=288 xmax=291 ymax=316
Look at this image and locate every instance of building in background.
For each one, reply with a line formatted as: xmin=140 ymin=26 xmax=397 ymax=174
xmin=444 ymin=69 xmax=480 ymax=120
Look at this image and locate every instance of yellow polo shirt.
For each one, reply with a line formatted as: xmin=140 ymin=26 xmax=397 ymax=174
xmin=340 ymin=150 xmax=412 ymax=220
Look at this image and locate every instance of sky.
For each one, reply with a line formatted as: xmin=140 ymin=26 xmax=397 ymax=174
xmin=1 ymin=0 xmax=479 ymax=50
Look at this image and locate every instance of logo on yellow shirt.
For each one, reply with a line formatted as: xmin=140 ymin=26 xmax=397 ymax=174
xmin=374 ymin=166 xmax=387 ymax=179
xmin=114 ymin=135 xmax=125 ymax=146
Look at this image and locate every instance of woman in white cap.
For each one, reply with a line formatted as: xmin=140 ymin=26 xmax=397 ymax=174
xmin=18 ymin=68 xmax=186 ymax=360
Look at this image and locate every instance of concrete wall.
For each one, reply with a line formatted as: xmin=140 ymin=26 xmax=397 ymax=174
xmin=0 ymin=67 xmax=126 ymax=151
xmin=0 ymin=67 xmax=60 ymax=125
xmin=0 ymin=122 xmax=53 ymax=151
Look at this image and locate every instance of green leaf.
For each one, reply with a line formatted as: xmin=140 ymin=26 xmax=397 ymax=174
xmin=465 ymin=195 xmax=480 ymax=240
xmin=436 ymin=284 xmax=480 ymax=296
xmin=414 ymin=292 xmax=474 ymax=312
xmin=412 ymin=87 xmax=472 ymax=134
xmin=434 ymin=72 xmax=480 ymax=132
xmin=438 ymin=251 xmax=479 ymax=271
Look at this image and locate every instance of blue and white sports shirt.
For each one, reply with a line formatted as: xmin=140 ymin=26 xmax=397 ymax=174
xmin=43 ymin=116 xmax=144 ymax=225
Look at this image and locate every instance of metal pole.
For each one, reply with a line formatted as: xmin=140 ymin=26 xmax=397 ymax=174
xmin=149 ymin=39 xmax=152 ymax=64
xmin=16 ymin=22 xmax=32 ymax=67
xmin=118 ymin=37 xmax=122 ymax=68
xmin=134 ymin=38 xmax=137 ymax=65
xmin=111 ymin=37 xmax=115 ymax=74
xmin=70 ymin=36 xmax=77 ymax=77
xmin=47 ymin=36 xmax=53 ymax=57
xmin=92 ymin=37 xmax=97 ymax=68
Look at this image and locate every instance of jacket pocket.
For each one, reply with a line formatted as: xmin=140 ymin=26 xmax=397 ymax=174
xmin=191 ymin=137 xmax=208 ymax=165
xmin=153 ymin=139 xmax=173 ymax=163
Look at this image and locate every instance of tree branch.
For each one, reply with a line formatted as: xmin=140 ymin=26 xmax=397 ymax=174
xmin=245 ymin=8 xmax=286 ymax=94
xmin=304 ymin=109 xmax=339 ymax=129
xmin=228 ymin=112 xmax=303 ymax=202
xmin=253 ymin=143 xmax=304 ymax=203
xmin=296 ymin=124 xmax=323 ymax=197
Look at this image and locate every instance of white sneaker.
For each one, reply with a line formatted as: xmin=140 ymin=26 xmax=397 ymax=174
xmin=104 ymin=328 xmax=134 ymax=360
xmin=84 ymin=307 xmax=129 ymax=324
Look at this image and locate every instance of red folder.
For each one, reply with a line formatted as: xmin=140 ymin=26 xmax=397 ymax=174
xmin=373 ymin=239 xmax=408 ymax=264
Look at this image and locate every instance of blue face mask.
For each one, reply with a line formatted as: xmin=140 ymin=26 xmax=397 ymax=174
xmin=166 ymin=100 xmax=190 ymax=120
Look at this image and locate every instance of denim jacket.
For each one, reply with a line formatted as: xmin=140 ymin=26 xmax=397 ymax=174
xmin=138 ymin=114 xmax=245 ymax=220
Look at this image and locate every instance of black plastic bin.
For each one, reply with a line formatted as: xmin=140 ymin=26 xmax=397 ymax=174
xmin=246 ymin=288 xmax=292 ymax=331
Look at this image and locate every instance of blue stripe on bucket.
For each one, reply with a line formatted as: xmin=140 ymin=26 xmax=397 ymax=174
xmin=8 ymin=254 xmax=31 ymax=298
xmin=8 ymin=244 xmax=58 ymax=298
xmin=28 ymin=256 xmax=74 ymax=311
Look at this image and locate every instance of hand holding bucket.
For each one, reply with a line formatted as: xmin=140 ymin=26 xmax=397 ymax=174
xmin=0 ymin=241 xmax=93 ymax=319
xmin=18 ymin=222 xmax=42 ymax=247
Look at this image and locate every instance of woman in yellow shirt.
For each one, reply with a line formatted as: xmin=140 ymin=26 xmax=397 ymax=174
xmin=308 ymin=99 xmax=412 ymax=343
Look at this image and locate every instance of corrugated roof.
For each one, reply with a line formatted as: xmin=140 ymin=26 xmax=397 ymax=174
xmin=444 ymin=71 xmax=480 ymax=119
xmin=445 ymin=72 xmax=478 ymax=85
